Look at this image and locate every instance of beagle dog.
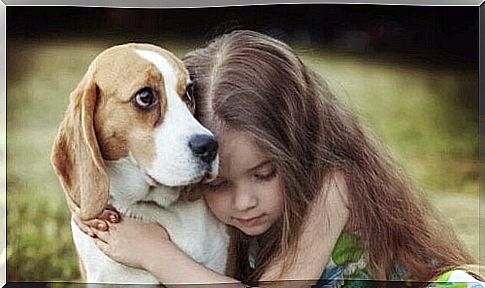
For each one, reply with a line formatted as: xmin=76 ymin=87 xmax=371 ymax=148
xmin=51 ymin=43 xmax=229 ymax=284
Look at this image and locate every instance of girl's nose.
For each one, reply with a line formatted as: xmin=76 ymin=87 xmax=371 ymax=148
xmin=232 ymin=186 xmax=257 ymax=211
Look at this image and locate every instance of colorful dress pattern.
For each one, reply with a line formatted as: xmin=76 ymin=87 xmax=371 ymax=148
xmin=314 ymin=232 xmax=484 ymax=288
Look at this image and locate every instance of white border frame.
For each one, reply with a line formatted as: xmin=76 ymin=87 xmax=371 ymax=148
xmin=1 ymin=0 xmax=482 ymax=286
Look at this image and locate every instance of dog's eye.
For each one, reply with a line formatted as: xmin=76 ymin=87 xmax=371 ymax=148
xmin=133 ymin=88 xmax=157 ymax=110
xmin=184 ymin=83 xmax=195 ymax=110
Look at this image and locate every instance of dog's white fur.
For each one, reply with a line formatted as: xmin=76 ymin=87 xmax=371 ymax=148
xmin=135 ymin=49 xmax=218 ymax=186
xmin=51 ymin=44 xmax=229 ymax=284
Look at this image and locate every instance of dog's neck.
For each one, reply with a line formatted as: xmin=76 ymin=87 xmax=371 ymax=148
xmin=105 ymin=155 xmax=181 ymax=217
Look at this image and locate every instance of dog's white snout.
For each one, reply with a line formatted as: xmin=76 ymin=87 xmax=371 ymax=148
xmin=188 ymin=134 xmax=218 ymax=165
xmin=135 ymin=48 xmax=220 ymax=186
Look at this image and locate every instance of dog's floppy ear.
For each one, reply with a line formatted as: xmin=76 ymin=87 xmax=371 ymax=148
xmin=51 ymin=69 xmax=109 ymax=221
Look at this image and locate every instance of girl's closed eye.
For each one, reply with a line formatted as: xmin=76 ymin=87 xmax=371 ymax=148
xmin=253 ymin=165 xmax=277 ymax=182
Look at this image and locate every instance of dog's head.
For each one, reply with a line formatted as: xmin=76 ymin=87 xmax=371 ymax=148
xmin=51 ymin=43 xmax=218 ymax=220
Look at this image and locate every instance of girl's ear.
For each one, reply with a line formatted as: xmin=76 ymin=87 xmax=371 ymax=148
xmin=51 ymin=72 xmax=109 ymax=221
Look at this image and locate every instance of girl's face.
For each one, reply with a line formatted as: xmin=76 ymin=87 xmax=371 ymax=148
xmin=202 ymin=130 xmax=284 ymax=236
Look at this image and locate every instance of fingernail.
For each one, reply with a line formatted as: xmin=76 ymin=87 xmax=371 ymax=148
xmin=97 ymin=222 xmax=106 ymax=230
xmin=109 ymin=215 xmax=118 ymax=222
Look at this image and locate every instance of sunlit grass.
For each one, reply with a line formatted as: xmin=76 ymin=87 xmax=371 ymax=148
xmin=6 ymin=38 xmax=479 ymax=281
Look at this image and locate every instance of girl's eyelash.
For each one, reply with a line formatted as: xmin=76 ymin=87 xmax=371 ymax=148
xmin=254 ymin=167 xmax=277 ymax=181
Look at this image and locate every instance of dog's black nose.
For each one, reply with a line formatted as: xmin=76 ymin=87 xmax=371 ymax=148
xmin=189 ymin=134 xmax=218 ymax=164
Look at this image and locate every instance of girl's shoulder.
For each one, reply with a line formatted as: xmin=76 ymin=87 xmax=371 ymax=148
xmin=428 ymin=268 xmax=485 ymax=288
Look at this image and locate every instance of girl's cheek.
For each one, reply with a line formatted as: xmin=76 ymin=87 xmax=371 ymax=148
xmin=204 ymin=193 xmax=232 ymax=224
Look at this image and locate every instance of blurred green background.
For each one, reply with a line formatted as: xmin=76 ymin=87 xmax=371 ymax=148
xmin=6 ymin=5 xmax=480 ymax=282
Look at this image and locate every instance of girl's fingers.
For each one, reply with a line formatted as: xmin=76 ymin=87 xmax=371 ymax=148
xmin=83 ymin=207 xmax=120 ymax=231
xmin=85 ymin=219 xmax=110 ymax=231
xmin=65 ymin=193 xmax=116 ymax=232
xmin=72 ymin=215 xmax=110 ymax=236
xmin=66 ymin=195 xmax=97 ymax=236
xmin=71 ymin=214 xmax=95 ymax=237
xmin=99 ymin=209 xmax=121 ymax=223
xmin=91 ymin=225 xmax=112 ymax=242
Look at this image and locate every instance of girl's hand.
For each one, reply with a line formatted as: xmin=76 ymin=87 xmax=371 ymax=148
xmin=91 ymin=217 xmax=239 ymax=285
xmin=91 ymin=216 xmax=171 ymax=270
xmin=66 ymin=194 xmax=120 ymax=236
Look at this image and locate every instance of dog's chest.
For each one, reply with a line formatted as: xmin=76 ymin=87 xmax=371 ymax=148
xmin=73 ymin=197 xmax=229 ymax=284
xmin=73 ymin=159 xmax=229 ymax=283
xmin=112 ymin=198 xmax=228 ymax=264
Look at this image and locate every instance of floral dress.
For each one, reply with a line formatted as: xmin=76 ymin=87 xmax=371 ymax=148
xmin=314 ymin=232 xmax=484 ymax=288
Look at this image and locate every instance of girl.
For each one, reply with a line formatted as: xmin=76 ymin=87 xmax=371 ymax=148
xmin=73 ymin=30 xmax=482 ymax=287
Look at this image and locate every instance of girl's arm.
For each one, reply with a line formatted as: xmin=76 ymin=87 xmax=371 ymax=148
xmin=260 ymin=172 xmax=349 ymax=281
xmin=138 ymin=239 xmax=241 ymax=286
xmin=91 ymin=217 xmax=243 ymax=286
xmin=89 ymin=172 xmax=348 ymax=285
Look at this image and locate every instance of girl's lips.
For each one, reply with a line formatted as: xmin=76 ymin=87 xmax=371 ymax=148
xmin=234 ymin=214 xmax=266 ymax=227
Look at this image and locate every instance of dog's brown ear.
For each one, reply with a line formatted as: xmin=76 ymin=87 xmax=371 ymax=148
xmin=51 ymin=70 xmax=109 ymax=221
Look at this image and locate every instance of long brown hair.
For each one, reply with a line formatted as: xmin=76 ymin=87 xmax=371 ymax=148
xmin=183 ymin=30 xmax=475 ymax=283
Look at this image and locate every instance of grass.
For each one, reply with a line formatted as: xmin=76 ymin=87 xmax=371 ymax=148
xmin=6 ymin=37 xmax=480 ymax=281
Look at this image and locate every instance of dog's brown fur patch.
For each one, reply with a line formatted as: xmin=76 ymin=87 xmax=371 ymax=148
xmin=51 ymin=43 xmax=190 ymax=220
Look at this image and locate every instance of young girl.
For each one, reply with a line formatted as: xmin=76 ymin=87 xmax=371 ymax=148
xmin=73 ymin=30 xmax=482 ymax=287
